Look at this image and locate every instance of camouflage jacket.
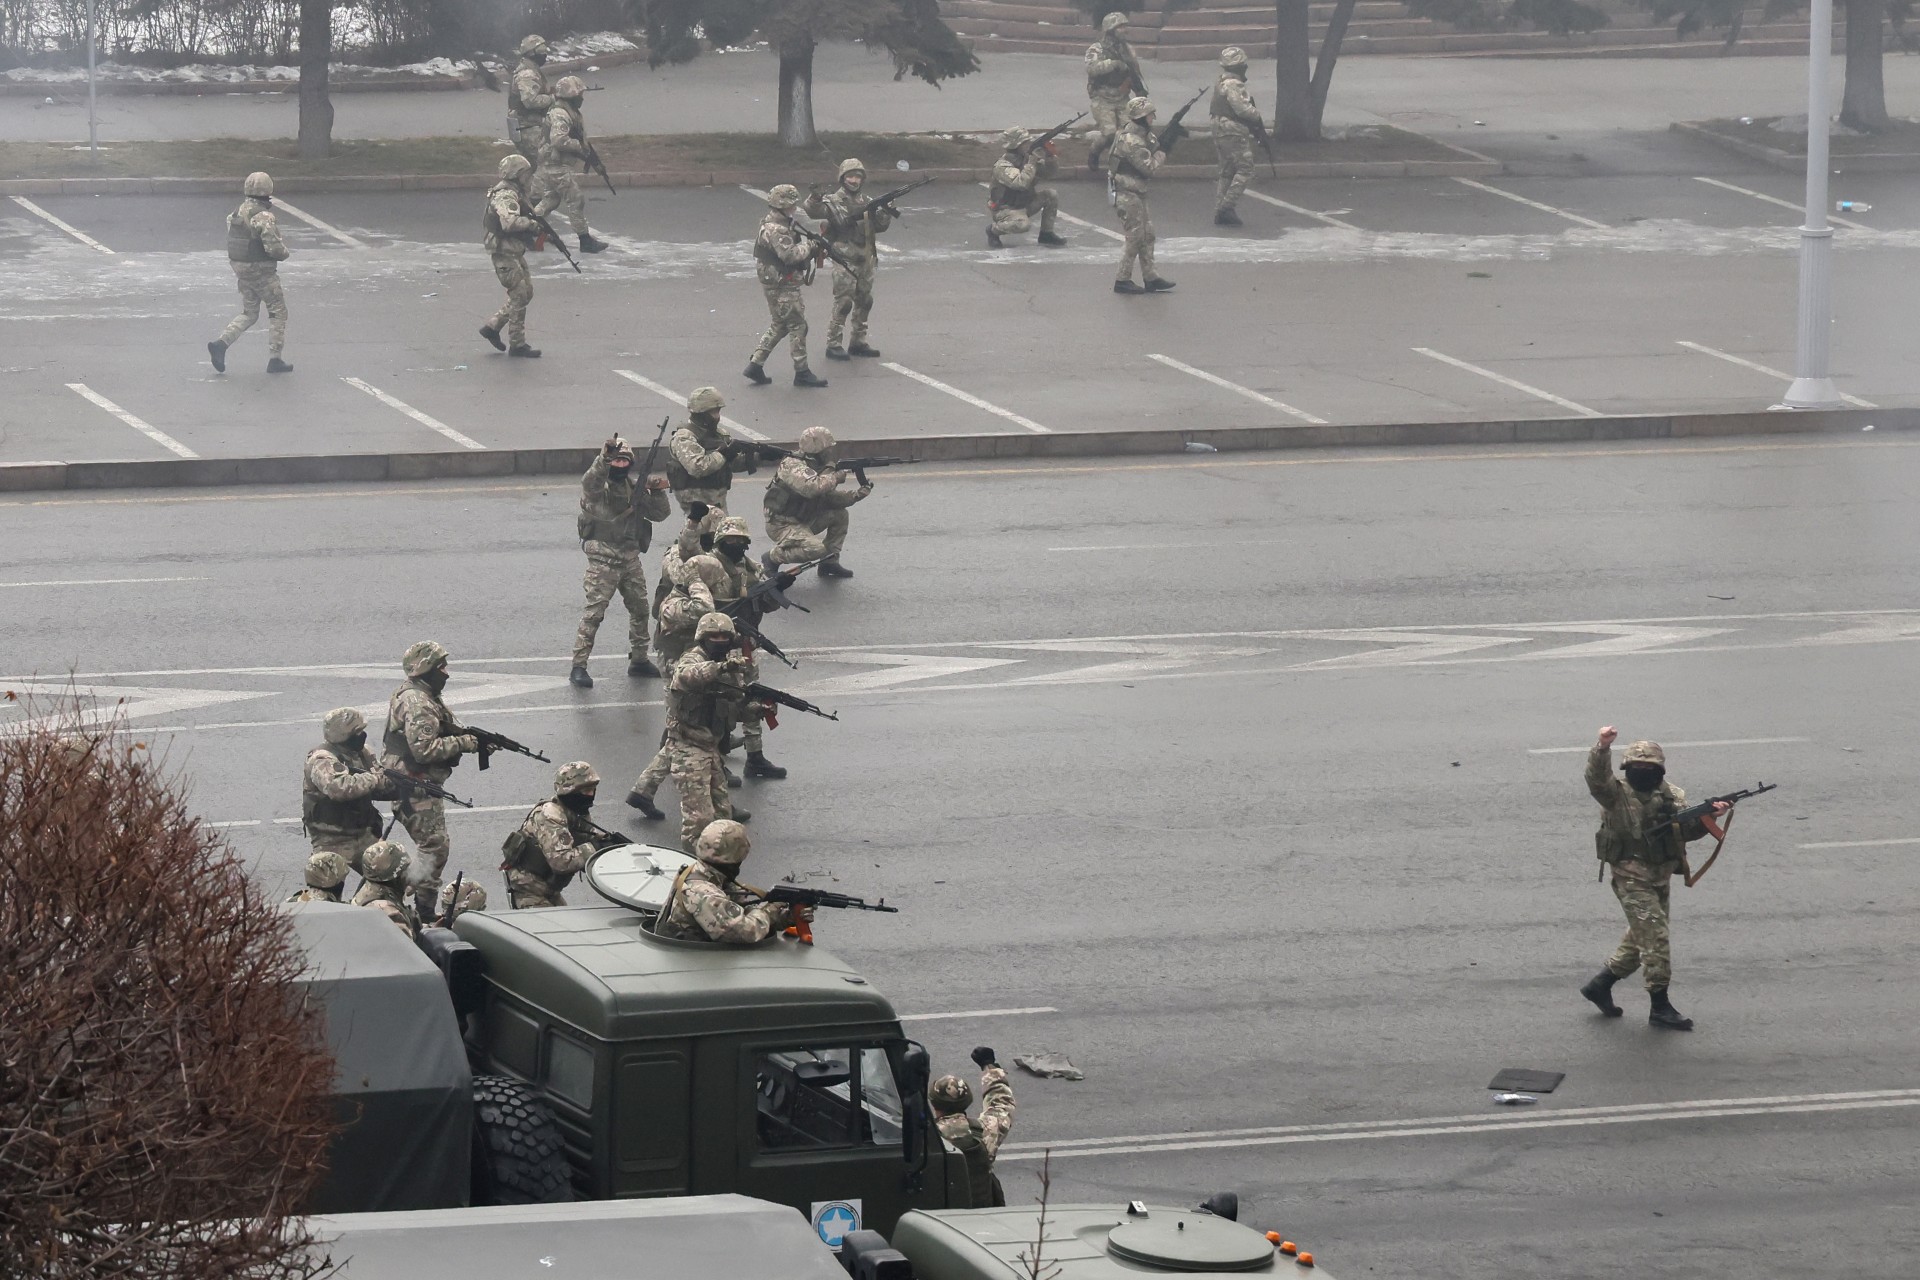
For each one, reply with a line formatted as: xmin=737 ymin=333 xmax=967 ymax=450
xmin=936 ymin=1065 xmax=1015 ymax=1157
xmin=504 ymin=798 xmax=593 ymax=895
xmin=580 ymin=453 xmax=671 ymax=553
xmin=1107 ymin=121 xmax=1163 ymax=194
xmin=1586 ymin=743 xmax=1708 ymax=886
xmin=753 ymin=210 xmax=816 ymax=287
xmin=991 ymin=149 xmax=1056 ymax=205
xmin=1084 ymin=36 xmax=1142 ymax=99
xmin=664 ymin=651 xmax=752 ymax=747
xmin=667 ymin=418 xmax=742 ymax=496
xmin=509 ymin=58 xmax=553 ymax=122
xmin=764 ymin=456 xmax=869 ymax=526
xmin=302 ymin=740 xmax=394 ymax=837
xmin=658 ymin=861 xmax=791 ymax=943
xmin=1209 ymin=72 xmax=1262 ymax=137
xmin=538 ymin=101 xmax=586 ymax=170
xmin=286 ymin=886 xmax=342 ymax=904
xmin=483 ymin=180 xmax=538 ymax=256
xmin=226 ymin=197 xmax=290 ymax=265
xmin=352 ymin=880 xmax=420 ymax=934
xmin=382 ymin=681 xmax=472 ymax=783
xmin=804 ymin=185 xmax=893 ymax=261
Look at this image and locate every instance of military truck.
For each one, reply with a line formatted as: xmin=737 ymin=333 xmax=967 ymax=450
xmin=295 ymin=843 xmax=968 ymax=1237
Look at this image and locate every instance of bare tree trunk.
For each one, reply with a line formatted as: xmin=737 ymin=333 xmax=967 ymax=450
xmin=296 ymin=0 xmax=332 ymax=160
xmin=1308 ymin=0 xmax=1357 ymax=134
xmin=778 ymin=39 xmax=818 ymax=148
xmin=1274 ymin=0 xmax=1314 ymax=140
xmin=1839 ymin=0 xmax=1889 ymax=132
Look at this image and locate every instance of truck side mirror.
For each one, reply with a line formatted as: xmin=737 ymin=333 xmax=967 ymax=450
xmin=897 ymin=1040 xmax=932 ymax=1187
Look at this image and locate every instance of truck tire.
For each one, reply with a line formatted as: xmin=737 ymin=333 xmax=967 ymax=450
xmin=470 ymin=1073 xmax=574 ymax=1205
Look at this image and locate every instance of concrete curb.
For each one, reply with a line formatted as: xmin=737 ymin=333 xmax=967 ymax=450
xmin=2 ymin=408 xmax=1906 ymax=495
xmin=1672 ymin=119 xmax=1920 ymax=174
xmin=0 ymin=48 xmax=648 ymax=99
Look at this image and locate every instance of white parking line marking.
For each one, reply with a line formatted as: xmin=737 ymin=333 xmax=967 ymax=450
xmin=64 ymin=383 xmax=197 ymax=457
xmin=1243 ymin=189 xmax=1357 ymax=229
xmin=0 ymin=576 xmax=210 ymax=588
xmin=1676 ymin=340 xmax=1876 ymax=409
xmin=271 ymin=197 xmax=367 ymax=249
xmin=1450 ymin=177 xmax=1606 ymax=229
xmin=899 ymin=1006 xmax=1060 ymax=1022
xmin=880 ymin=362 xmax=1053 ymax=434
xmin=613 ymin=369 xmax=770 ymax=442
xmin=999 ymin=1087 xmax=1920 ymax=1161
xmin=1529 ymin=735 xmax=1806 ymax=755
xmin=11 ymin=196 xmax=115 ymax=254
xmin=1798 ymin=837 xmax=1920 ymax=850
xmin=1412 ymin=347 xmax=1602 ymax=417
xmin=341 ymin=377 xmax=486 ymax=450
xmin=1693 ymin=176 xmax=1868 ymax=231
xmin=1049 ymin=540 xmax=1290 ymax=553
xmin=205 ymin=820 xmax=262 ymax=829
xmin=1147 ymin=353 xmax=1327 ymax=424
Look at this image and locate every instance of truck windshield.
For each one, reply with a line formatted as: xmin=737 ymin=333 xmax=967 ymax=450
xmin=756 ymin=1046 xmax=904 ymax=1151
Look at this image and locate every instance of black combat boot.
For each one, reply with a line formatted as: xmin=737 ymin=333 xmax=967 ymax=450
xmin=267 ymin=356 xmax=294 ymax=373
xmin=818 ymin=556 xmax=853 ymax=579
xmin=1113 ymin=280 xmax=1145 ymax=295
xmin=730 ymin=805 xmax=751 ymax=823
xmin=1038 ymin=230 xmax=1068 ymax=247
xmin=1579 ymin=969 xmax=1624 ymax=1017
xmin=793 ymin=368 xmax=828 ymax=388
xmin=508 ymin=344 xmax=541 ymax=358
xmin=1648 ymin=987 xmax=1694 ymax=1031
xmin=628 ymin=655 xmax=660 ymax=677
xmin=744 ymin=361 xmax=772 ymax=385
xmin=825 ymin=345 xmax=850 ymax=361
xmin=579 ymin=232 xmax=609 ymax=253
xmin=986 ymin=228 xmax=1005 ymax=249
xmin=625 ymin=790 xmax=664 ymax=820
xmin=480 ymin=324 xmax=506 ymax=351
xmin=569 ymin=663 xmax=594 ymax=688
xmin=1144 ymin=277 xmax=1176 ymax=293
xmin=848 ymin=342 xmax=880 ymax=358
xmin=745 ymin=751 xmax=787 ymax=780
xmin=207 ymin=339 xmax=228 ymax=372
xmin=724 ymin=766 xmax=743 ymax=788
xmin=1214 ymin=207 xmax=1243 ymax=227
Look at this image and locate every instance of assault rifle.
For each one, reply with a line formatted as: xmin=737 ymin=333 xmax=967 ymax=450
xmin=629 ymin=416 xmax=672 ymax=529
xmin=581 ymin=136 xmax=617 ymax=195
xmin=838 ymin=455 xmax=916 ymax=486
xmin=760 ymin=882 xmax=897 ymax=945
xmin=527 ymin=208 xmax=582 ymax=272
xmin=453 ymin=723 xmax=552 ymax=771
xmin=788 ymin=214 xmax=856 ymax=272
xmin=1156 ymin=84 xmax=1211 ymax=155
xmin=720 ymin=602 xmax=799 ymax=670
xmin=381 ymin=768 xmax=474 ymax=837
xmin=579 ymin=816 xmax=635 ymax=852
xmin=746 ymin=682 xmax=839 ymax=722
xmin=1028 ymin=110 xmax=1088 ymax=153
xmin=736 ymin=442 xmax=914 ymax=488
xmin=1250 ymin=120 xmax=1278 ymax=178
xmin=1658 ymin=783 xmax=1776 ymax=835
xmin=743 ymin=557 xmax=826 ymax=613
xmin=864 ymin=175 xmax=935 ymax=219
xmin=439 ymin=873 xmax=466 ymax=927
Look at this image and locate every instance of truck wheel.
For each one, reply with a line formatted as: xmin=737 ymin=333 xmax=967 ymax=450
xmin=470 ymin=1073 xmax=574 ymax=1205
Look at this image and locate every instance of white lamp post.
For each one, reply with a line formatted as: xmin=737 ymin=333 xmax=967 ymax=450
xmin=1782 ymin=0 xmax=1841 ymax=409
xmin=85 ymin=0 xmax=98 ymax=158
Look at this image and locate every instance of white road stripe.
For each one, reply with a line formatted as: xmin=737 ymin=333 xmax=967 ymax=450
xmin=1693 ymin=176 xmax=1868 ymax=232
xmin=1529 ymin=736 xmax=1807 ymax=755
xmin=1451 ymin=176 xmax=1606 ymax=229
xmin=612 ymin=369 xmax=770 ymax=443
xmin=0 ymin=576 xmax=209 ymax=588
xmin=11 ymin=195 xmax=115 ymax=254
xmin=999 ymin=1088 xmax=1920 ymax=1161
xmin=1676 ymin=340 xmax=1876 ymax=408
xmin=205 ymin=820 xmax=262 ymax=829
xmin=881 ymin=362 xmax=1052 ymax=434
xmin=1412 ymin=347 xmax=1602 ymax=418
xmin=976 ymin=182 xmax=1125 ymax=241
xmin=271 ymin=197 xmax=368 ymax=249
xmin=899 ymin=1006 xmax=1059 ymax=1023
xmin=1146 ymin=353 xmax=1327 ymax=425
xmin=1243 ymin=188 xmax=1357 ymax=229
xmin=1798 ymin=837 xmax=1920 ymax=850
xmin=65 ymin=383 xmax=197 ymax=458
xmin=1049 ymin=540 xmax=1289 ymax=553
xmin=341 ymin=377 xmax=487 ymax=450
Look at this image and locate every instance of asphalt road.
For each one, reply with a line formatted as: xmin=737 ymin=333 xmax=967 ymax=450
xmin=4 ymin=435 xmax=1917 ymax=1276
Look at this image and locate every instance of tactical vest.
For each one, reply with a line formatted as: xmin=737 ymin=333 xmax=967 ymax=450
xmin=302 ymin=744 xmax=382 ymax=835
xmin=508 ymin=62 xmax=545 ymax=118
xmin=665 ymin=425 xmax=733 ymax=494
xmin=500 ymin=803 xmax=584 ymax=891
xmin=1595 ymin=788 xmax=1686 ymax=870
xmin=579 ymin=474 xmax=648 ymax=550
xmin=944 ymin=1120 xmax=1005 ymax=1207
xmin=763 ymin=463 xmax=826 ymax=523
xmin=1110 ymin=133 xmax=1152 ymax=181
xmin=666 ymin=676 xmax=738 ymax=742
xmin=752 ymin=229 xmax=791 ymax=271
xmin=1087 ymin=43 xmax=1135 ymax=91
xmin=1209 ymin=79 xmax=1234 ymax=119
xmin=226 ymin=204 xmax=270 ymax=263
xmin=988 ymin=163 xmax=1031 ymax=209
xmin=383 ymin=684 xmax=453 ymax=771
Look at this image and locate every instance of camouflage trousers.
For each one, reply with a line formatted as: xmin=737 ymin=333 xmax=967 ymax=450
xmin=667 ymin=739 xmax=733 ymax=853
xmin=766 ymin=510 xmax=849 ymax=565
xmin=488 ymin=251 xmax=533 ymax=347
xmin=828 ymin=256 xmax=876 ymax=349
xmin=390 ymin=796 xmax=449 ymax=910
xmin=218 ymin=262 xmax=287 ymax=357
xmin=574 ymin=542 xmax=649 ymax=666
xmin=673 ymin=487 xmax=730 ymax=516
xmin=1113 ymin=190 xmax=1157 ymax=284
xmin=308 ymin=827 xmax=381 ymax=876
xmin=991 ymin=188 xmax=1059 ymax=238
xmin=1214 ymin=128 xmax=1255 ymax=212
xmin=1089 ymin=96 xmax=1128 ymax=161
xmin=750 ymin=281 xmax=810 ymax=370
xmin=534 ymin=166 xmax=588 ymax=237
xmin=1606 ymin=876 xmax=1673 ymax=989
xmin=505 ymin=867 xmax=567 ymax=909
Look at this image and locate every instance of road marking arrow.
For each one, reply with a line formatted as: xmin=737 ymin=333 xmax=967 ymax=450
xmin=802 ymin=653 xmax=1027 ymax=694
xmin=1 ymin=683 xmax=276 ymax=733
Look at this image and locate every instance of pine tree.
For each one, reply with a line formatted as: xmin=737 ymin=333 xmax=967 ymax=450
xmin=631 ymin=0 xmax=980 ymax=146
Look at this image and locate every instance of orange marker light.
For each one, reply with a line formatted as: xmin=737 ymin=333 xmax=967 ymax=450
xmin=1297 ymin=1252 xmax=1315 ymax=1268
xmin=1265 ymin=1232 xmax=1282 ymax=1245
xmin=1280 ymin=1241 xmax=1298 ymax=1255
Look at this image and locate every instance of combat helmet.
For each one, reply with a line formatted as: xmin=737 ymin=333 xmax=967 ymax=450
xmin=798 ymin=425 xmax=835 ymax=456
xmin=695 ymin=611 xmax=737 ymax=640
xmin=837 ymin=157 xmax=866 ymax=183
xmin=766 ymin=184 xmax=802 ymax=211
xmin=439 ymin=879 xmax=488 ymax=915
xmin=498 ymin=153 xmax=533 ymax=183
xmin=695 ymin=818 xmax=750 ymax=868
xmin=1101 ymin=11 xmax=1130 ymax=33
xmin=517 ymin=34 xmax=549 ymax=58
xmin=554 ymin=760 xmax=600 ymax=794
xmin=1126 ymin=95 xmax=1155 ymax=121
xmin=305 ymin=851 xmax=349 ymax=890
xmin=402 ymin=640 xmax=449 ymax=678
xmin=929 ymin=1075 xmax=973 ymax=1113
xmin=361 ymin=840 xmax=410 ymax=883
xmin=1621 ymin=741 xmax=1666 ymax=768
xmin=1219 ymin=46 xmax=1249 ymax=69
xmin=242 ymin=171 xmax=274 ymax=198
xmin=554 ymin=74 xmax=585 ymax=100
xmin=715 ymin=515 xmax=752 ymax=544
xmin=999 ymin=127 xmax=1032 ymax=151
xmin=687 ymin=385 xmax=726 ymax=413
xmin=322 ymin=706 xmax=367 ymax=745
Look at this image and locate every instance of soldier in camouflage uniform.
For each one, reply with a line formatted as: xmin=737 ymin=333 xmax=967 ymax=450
xmin=382 ymin=641 xmax=481 ymax=920
xmin=930 ymin=1048 xmax=1016 ymax=1208
xmin=1085 ymin=12 xmax=1145 ymax=170
xmin=352 ymin=839 xmax=420 ymax=936
xmin=986 ymin=129 xmax=1068 ymax=250
xmin=661 ymin=612 xmax=754 ymax=851
xmin=1209 ymin=48 xmax=1265 ymax=226
xmin=502 ymin=760 xmax=604 ymax=908
xmin=480 ymin=154 xmax=543 ymax=358
xmin=804 ymin=158 xmax=891 ymax=361
xmin=302 ymin=706 xmax=396 ymax=874
xmin=534 ymin=75 xmax=609 ymax=255
xmin=666 ymin=387 xmax=754 ymax=514
xmin=628 ymin=512 xmax=734 ymax=821
xmin=1109 ymin=97 xmax=1174 ymax=295
xmin=763 ymin=426 xmax=869 ymax=578
xmin=507 ymin=34 xmax=555 ymax=163
xmin=655 ymin=819 xmax=805 ymax=943
xmin=435 ymin=878 xmax=488 ymax=924
xmin=208 ymin=171 xmax=293 ymax=375
xmin=707 ymin=516 xmax=789 ymax=781
xmin=285 ymin=851 xmax=349 ymax=904
xmin=744 ymin=185 xmax=829 ymax=388
xmin=1580 ymin=728 xmax=1727 ymax=1031
xmin=570 ymin=433 xmax=672 ymax=689
xmin=650 ymin=501 xmax=713 ymax=630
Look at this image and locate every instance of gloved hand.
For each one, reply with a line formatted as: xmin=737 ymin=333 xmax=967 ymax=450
xmin=776 ymin=573 xmax=799 ymax=590
xmin=971 ymin=1046 xmax=996 ymax=1069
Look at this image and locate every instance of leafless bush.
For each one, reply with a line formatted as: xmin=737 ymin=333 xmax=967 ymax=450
xmin=0 ymin=700 xmax=337 ymax=1280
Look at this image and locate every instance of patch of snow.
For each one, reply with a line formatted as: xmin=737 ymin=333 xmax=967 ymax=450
xmin=4 ymin=59 xmax=466 ymax=85
xmin=549 ymin=32 xmax=642 ymax=58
